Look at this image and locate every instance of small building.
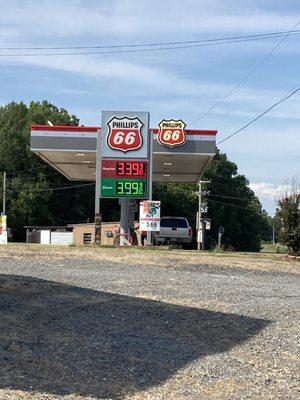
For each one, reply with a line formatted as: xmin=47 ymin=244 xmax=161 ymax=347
xmin=25 ymin=226 xmax=74 ymax=245
xmin=71 ymin=222 xmax=142 ymax=246
xmin=25 ymin=222 xmax=142 ymax=246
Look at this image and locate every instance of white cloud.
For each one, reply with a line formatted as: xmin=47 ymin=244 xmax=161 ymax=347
xmin=1 ymin=52 xmax=274 ymax=99
xmin=249 ymin=182 xmax=297 ymax=200
xmin=0 ymin=0 xmax=298 ymax=44
xmin=3 ymin=54 xmax=166 ymax=87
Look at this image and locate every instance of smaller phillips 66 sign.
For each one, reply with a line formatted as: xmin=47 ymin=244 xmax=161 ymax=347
xmin=158 ymin=119 xmax=186 ymax=148
xmin=139 ymin=201 xmax=161 ymax=231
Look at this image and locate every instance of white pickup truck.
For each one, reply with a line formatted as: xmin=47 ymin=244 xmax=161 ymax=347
xmin=154 ymin=217 xmax=193 ymax=247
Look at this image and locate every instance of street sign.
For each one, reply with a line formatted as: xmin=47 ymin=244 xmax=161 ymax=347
xmin=139 ymin=201 xmax=161 ymax=231
xmin=200 ymin=218 xmax=211 ymax=230
xmin=197 ymin=229 xmax=203 ymax=243
xmin=205 ymin=220 xmax=211 ymax=230
xmin=0 ymin=215 xmax=7 ymax=235
xmin=0 ymin=215 xmax=7 ymax=244
xmin=158 ymin=119 xmax=186 ymax=148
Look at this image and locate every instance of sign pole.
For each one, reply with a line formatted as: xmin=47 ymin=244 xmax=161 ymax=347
xmin=218 ymin=227 xmax=224 ymax=247
xmin=95 ymin=128 xmax=102 ymax=245
xmin=2 ymin=171 xmax=6 ymax=216
xmin=146 ymin=120 xmax=153 ymax=246
xmin=0 ymin=171 xmax=7 ymax=244
xmin=196 ymin=180 xmax=210 ymax=251
xmin=197 ymin=181 xmax=202 ymax=250
xmin=120 ymin=198 xmax=130 ymax=246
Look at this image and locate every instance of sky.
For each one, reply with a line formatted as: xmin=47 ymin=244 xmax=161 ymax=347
xmin=0 ymin=0 xmax=299 ymax=215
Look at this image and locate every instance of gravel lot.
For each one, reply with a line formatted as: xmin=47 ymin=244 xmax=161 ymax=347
xmin=0 ymin=245 xmax=299 ymax=400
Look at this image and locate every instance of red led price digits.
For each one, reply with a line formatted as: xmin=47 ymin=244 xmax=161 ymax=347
xmin=116 ymin=162 xmax=146 ymax=177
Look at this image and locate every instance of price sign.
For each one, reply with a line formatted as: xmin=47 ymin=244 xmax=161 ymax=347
xmin=101 ymin=159 xmax=148 ymax=198
xmin=99 ymin=111 xmax=150 ymax=199
xmin=139 ymin=201 xmax=161 ymax=232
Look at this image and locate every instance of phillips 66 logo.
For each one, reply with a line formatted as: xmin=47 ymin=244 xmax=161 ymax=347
xmin=107 ymin=116 xmax=143 ymax=152
xmin=158 ymin=119 xmax=186 ymax=148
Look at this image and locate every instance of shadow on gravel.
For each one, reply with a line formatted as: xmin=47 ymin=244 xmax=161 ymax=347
xmin=0 ymin=274 xmax=270 ymax=399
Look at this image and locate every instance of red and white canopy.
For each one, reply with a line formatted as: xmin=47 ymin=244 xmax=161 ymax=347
xmin=31 ymin=125 xmax=217 ymax=183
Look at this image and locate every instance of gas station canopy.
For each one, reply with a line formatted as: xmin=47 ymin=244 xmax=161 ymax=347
xmin=30 ymin=125 xmax=217 ymax=183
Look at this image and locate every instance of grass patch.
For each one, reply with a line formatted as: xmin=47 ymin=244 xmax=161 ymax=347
xmin=260 ymin=243 xmax=288 ymax=254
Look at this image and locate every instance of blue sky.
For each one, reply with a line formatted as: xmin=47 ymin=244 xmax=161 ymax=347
xmin=1 ymin=0 xmax=299 ymax=215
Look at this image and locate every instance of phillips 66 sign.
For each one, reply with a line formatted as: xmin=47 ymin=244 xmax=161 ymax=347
xmin=107 ymin=116 xmax=143 ymax=152
xmin=158 ymin=119 xmax=186 ymax=148
xmin=101 ymin=111 xmax=150 ymax=159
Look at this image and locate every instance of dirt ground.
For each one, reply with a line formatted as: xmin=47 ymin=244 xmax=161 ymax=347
xmin=0 ymin=244 xmax=298 ymax=274
xmin=0 ymin=245 xmax=299 ymax=400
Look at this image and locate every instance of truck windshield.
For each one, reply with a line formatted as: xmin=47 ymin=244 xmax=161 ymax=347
xmin=160 ymin=218 xmax=188 ymax=228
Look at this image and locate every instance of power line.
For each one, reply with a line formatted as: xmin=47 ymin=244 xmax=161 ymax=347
xmin=208 ymin=193 xmax=256 ymax=201
xmin=6 ymin=165 xmax=49 ymax=176
xmin=8 ymin=182 xmax=95 ymax=193
xmin=6 ymin=176 xmax=265 ymax=213
xmin=6 ymin=181 xmax=264 ymax=214
xmin=217 ymin=86 xmax=300 ymax=145
xmin=1 ymin=31 xmax=300 ymax=57
xmin=1 ymin=29 xmax=299 ymax=50
xmin=190 ymin=21 xmax=300 ymax=125
xmin=207 ymin=198 xmax=263 ymax=214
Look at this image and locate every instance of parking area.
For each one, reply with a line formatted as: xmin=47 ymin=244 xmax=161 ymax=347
xmin=0 ymin=245 xmax=299 ymax=399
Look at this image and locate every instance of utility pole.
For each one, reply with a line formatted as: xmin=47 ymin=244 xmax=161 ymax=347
xmin=196 ymin=180 xmax=210 ymax=251
xmin=2 ymin=171 xmax=6 ymax=215
xmin=272 ymin=225 xmax=275 ymax=245
xmin=0 ymin=171 xmax=7 ymax=244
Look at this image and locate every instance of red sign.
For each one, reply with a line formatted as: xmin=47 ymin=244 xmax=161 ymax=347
xmin=158 ymin=119 xmax=186 ymax=148
xmin=101 ymin=159 xmax=147 ymax=179
xmin=107 ymin=116 xmax=143 ymax=152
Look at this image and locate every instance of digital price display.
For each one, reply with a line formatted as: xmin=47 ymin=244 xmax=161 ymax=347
xmin=116 ymin=180 xmax=145 ymax=196
xmin=116 ymin=161 xmax=147 ymax=177
xmin=100 ymin=159 xmax=148 ymax=198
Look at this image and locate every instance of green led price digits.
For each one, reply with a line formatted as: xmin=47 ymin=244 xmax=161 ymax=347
xmin=116 ymin=180 xmax=145 ymax=196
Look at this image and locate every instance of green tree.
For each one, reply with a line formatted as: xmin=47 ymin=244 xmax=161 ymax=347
xmin=275 ymin=182 xmax=300 ymax=255
xmin=0 ymin=101 xmax=91 ymax=240
xmin=0 ymin=101 xmax=78 ymax=173
xmin=153 ymin=150 xmax=269 ymax=252
xmin=203 ymin=150 xmax=269 ymax=251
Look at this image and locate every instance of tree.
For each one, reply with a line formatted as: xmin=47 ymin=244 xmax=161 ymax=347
xmin=275 ymin=180 xmax=300 ymax=255
xmin=153 ymin=150 xmax=269 ymax=252
xmin=203 ymin=150 xmax=269 ymax=251
xmin=0 ymin=101 xmax=78 ymax=173
xmin=0 ymin=101 xmax=88 ymax=240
